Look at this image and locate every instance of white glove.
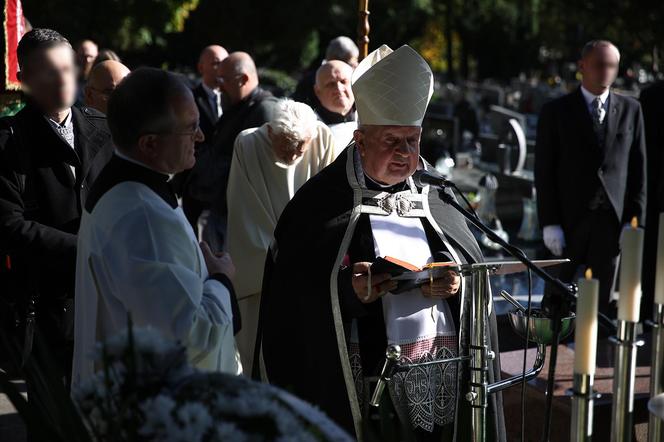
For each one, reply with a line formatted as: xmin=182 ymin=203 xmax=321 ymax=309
xmin=543 ymin=225 xmax=566 ymax=257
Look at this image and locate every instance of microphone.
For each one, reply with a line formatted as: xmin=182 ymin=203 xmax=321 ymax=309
xmin=370 ymin=345 xmax=401 ymax=407
xmin=412 ymin=169 xmax=453 ymax=188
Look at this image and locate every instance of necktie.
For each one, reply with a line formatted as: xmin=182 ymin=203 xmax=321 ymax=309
xmin=592 ymin=96 xmax=606 ymax=125
xmin=210 ymin=91 xmax=222 ymax=119
xmin=56 ymin=123 xmax=75 ymax=149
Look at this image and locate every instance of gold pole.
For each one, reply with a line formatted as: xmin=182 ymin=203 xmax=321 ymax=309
xmin=357 ymin=0 xmax=370 ymax=61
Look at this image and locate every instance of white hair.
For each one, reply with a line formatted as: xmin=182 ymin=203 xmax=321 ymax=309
xmin=269 ymin=99 xmax=319 ymax=142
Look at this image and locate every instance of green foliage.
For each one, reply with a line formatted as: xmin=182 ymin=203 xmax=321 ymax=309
xmin=23 ymin=0 xmax=199 ymax=52
xmin=258 ymin=68 xmax=298 ymax=97
xmin=22 ymin=0 xmax=664 ymax=79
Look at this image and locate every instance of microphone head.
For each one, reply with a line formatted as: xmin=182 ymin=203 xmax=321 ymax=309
xmin=411 ymin=169 xmax=429 ymax=187
xmin=412 ymin=169 xmax=447 ymax=187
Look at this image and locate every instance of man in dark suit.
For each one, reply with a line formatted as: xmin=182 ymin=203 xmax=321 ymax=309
xmin=179 ymin=45 xmax=228 ymax=232
xmin=192 ymin=45 xmax=228 ymax=141
xmin=535 ymin=40 xmax=647 ymax=318
xmin=639 ymin=80 xmax=664 ymax=321
xmin=0 ymin=29 xmax=114 ymax=381
xmin=192 ymin=52 xmax=277 ymax=251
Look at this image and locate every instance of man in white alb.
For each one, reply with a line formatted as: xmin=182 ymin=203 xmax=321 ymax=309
xmin=72 ymin=68 xmax=242 ymax=386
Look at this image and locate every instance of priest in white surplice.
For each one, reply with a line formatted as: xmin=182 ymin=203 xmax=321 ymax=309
xmin=227 ymin=99 xmax=335 ymax=372
xmin=72 ymin=68 xmax=242 ymax=387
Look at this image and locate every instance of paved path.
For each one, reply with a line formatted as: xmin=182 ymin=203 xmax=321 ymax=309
xmin=0 ymin=376 xmax=26 ymax=442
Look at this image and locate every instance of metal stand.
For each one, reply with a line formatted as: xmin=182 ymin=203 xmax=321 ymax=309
xmin=541 ymin=299 xmax=566 ymax=442
xmin=438 ymin=189 xmax=579 ymax=442
xmin=649 ymin=304 xmax=664 ymax=442
xmin=570 ymin=373 xmax=597 ymax=442
xmin=370 ymin=185 xmax=583 ymax=441
xmin=468 ymin=267 xmax=489 ymax=442
xmin=369 ymin=264 xmax=557 ymax=442
xmin=610 ymin=320 xmax=645 ymax=442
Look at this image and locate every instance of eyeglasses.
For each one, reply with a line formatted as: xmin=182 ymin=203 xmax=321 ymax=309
xmin=158 ymin=126 xmax=202 ymax=141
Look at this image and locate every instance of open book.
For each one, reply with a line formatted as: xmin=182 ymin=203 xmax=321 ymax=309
xmin=371 ymin=256 xmax=459 ymax=294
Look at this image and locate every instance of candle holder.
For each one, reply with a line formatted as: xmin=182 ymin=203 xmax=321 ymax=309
xmin=648 ymin=304 xmax=664 ymax=442
xmin=610 ymin=320 xmax=645 ymax=442
xmin=569 ymin=373 xmax=600 ymax=442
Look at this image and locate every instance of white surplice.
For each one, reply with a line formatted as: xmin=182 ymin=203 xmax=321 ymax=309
xmin=368 ymin=210 xmax=459 ymax=431
xmin=226 ymin=122 xmax=335 ymax=371
xmin=72 ymin=179 xmax=241 ymax=387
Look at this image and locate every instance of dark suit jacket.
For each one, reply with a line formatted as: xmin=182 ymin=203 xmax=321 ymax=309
xmin=192 ymin=82 xmax=219 ymax=143
xmin=640 ymin=81 xmax=664 ymax=217
xmin=0 ymin=103 xmax=114 ymax=312
xmin=639 ymin=81 xmax=664 ymax=318
xmin=535 ymin=87 xmax=647 ymax=235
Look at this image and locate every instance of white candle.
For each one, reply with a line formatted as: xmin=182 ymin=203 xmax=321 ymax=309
xmin=574 ymin=268 xmax=599 ymax=375
xmin=618 ymin=217 xmax=644 ymax=322
xmin=654 ymin=213 xmax=664 ymax=305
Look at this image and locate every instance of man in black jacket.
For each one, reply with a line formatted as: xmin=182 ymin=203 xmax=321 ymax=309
xmin=0 ymin=29 xmax=114 ymax=380
xmin=535 ymin=40 xmax=647 ymax=318
xmin=178 ymin=45 xmax=228 ymax=233
xmin=639 ymin=81 xmax=664 ymax=321
xmin=193 ymin=51 xmax=277 ymax=251
xmin=192 ymin=45 xmax=228 ymax=142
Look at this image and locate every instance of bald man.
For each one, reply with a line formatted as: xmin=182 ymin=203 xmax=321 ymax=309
xmin=313 ymin=60 xmax=357 ymax=156
xmin=193 ymin=45 xmax=228 ymax=141
xmin=292 ymin=35 xmax=359 ymax=106
xmin=535 ymin=40 xmax=646 ymax=319
xmin=176 ymin=46 xmax=229 ymax=234
xmin=84 ymin=60 xmax=130 ymax=114
xmin=191 ymin=51 xmax=277 ymax=251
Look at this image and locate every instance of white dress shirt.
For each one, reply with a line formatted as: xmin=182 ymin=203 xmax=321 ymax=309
xmin=46 ymin=110 xmax=76 ymax=178
xmin=202 ymin=83 xmax=223 ymax=119
xmin=580 ymin=85 xmax=610 ymax=116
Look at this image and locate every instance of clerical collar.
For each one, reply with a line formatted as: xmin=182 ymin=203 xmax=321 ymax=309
xmin=85 ymin=153 xmax=178 ymax=213
xmin=114 ymin=150 xmax=175 ymax=181
xmin=315 ymin=104 xmax=357 ymax=125
xmin=364 ymin=173 xmax=408 ymax=193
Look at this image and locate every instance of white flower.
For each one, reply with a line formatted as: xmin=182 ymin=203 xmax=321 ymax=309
xmin=73 ymin=327 xmax=351 ymax=442
xmin=213 ymin=422 xmax=247 ymax=442
xmin=173 ymin=402 xmax=213 ymax=442
xmin=138 ymin=394 xmax=177 ymax=439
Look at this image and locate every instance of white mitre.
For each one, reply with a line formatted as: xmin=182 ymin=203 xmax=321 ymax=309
xmin=351 ymin=44 xmax=434 ymax=126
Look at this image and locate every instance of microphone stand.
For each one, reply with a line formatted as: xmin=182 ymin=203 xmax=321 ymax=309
xmin=435 ymin=185 xmax=579 ymax=442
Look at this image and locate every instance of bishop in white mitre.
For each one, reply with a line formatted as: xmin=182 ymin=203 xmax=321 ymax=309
xmin=257 ymin=46 xmax=506 ymax=441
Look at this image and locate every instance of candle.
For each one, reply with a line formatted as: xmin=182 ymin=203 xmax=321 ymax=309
xmin=574 ymin=268 xmax=599 ymax=375
xmin=617 ymin=217 xmax=644 ymax=322
xmin=655 ymin=213 xmax=664 ymax=305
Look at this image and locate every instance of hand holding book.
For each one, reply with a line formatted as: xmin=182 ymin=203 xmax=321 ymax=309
xmin=350 ymin=262 xmax=398 ymax=303
xmin=350 ymin=256 xmax=461 ymax=302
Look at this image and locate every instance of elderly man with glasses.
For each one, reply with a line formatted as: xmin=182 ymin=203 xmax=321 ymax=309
xmin=71 ymin=67 xmax=242 ymax=387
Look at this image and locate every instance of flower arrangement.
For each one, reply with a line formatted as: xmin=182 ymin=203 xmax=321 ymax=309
xmin=72 ymin=322 xmax=351 ymax=442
